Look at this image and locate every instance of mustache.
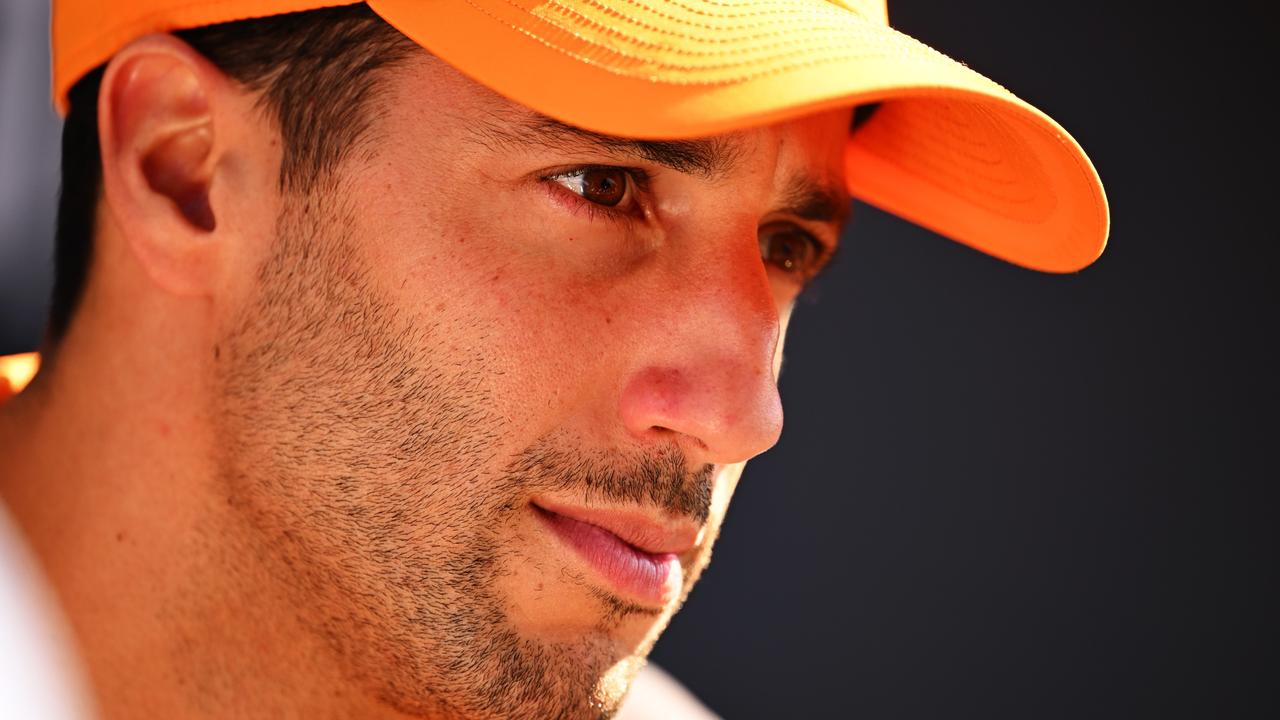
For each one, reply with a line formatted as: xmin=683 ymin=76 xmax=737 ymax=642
xmin=503 ymin=438 xmax=715 ymax=524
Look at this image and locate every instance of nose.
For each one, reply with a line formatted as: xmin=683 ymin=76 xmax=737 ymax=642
xmin=617 ymin=228 xmax=785 ymax=466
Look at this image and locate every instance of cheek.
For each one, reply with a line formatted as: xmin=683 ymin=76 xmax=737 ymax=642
xmin=352 ymin=185 xmax=627 ymax=444
xmin=212 ymin=145 xmax=284 ymax=308
xmin=477 ymin=280 xmax=631 ymax=435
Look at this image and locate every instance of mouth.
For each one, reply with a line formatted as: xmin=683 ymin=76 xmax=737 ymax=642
xmin=530 ymin=499 xmax=700 ymax=607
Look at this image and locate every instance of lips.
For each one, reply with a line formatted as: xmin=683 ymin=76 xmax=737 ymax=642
xmin=531 ymin=499 xmax=700 ymax=606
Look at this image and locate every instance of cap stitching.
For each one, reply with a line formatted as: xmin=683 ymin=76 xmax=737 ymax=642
xmin=480 ymin=0 xmax=951 ymax=81
xmin=535 ymin=0 xmax=878 ymax=54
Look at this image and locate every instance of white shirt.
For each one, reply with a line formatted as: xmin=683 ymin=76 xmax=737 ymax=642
xmin=0 ymin=502 xmax=94 ymax=719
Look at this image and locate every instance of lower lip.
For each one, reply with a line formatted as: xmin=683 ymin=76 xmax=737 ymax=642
xmin=532 ymin=505 xmax=681 ymax=606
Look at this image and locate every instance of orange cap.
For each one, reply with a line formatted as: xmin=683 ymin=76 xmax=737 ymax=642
xmin=52 ymin=0 xmax=1109 ymax=272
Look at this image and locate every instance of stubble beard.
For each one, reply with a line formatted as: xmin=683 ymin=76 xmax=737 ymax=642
xmin=210 ymin=190 xmax=713 ymax=719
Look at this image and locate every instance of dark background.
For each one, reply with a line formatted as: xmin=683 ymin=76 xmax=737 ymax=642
xmin=1 ymin=1 xmax=1276 ymax=718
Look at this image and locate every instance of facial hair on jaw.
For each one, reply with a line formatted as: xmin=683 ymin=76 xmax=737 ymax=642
xmin=210 ymin=191 xmax=715 ymax=720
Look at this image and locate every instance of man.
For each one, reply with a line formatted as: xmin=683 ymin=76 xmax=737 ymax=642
xmin=0 ymin=1 xmax=1108 ymax=718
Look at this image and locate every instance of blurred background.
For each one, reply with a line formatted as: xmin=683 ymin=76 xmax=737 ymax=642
xmin=1 ymin=1 xmax=1275 ymax=718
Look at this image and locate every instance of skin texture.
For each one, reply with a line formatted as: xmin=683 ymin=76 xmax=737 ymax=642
xmin=0 ymin=34 xmax=851 ymax=720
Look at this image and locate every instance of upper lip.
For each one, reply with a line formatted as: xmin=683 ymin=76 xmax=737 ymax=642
xmin=531 ymin=498 xmax=701 ymax=556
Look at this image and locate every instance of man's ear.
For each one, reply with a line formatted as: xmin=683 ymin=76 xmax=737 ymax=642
xmin=98 ymin=33 xmax=233 ymax=296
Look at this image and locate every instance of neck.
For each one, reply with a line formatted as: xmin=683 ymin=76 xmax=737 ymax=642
xmin=0 ymin=335 xmax=412 ymax=718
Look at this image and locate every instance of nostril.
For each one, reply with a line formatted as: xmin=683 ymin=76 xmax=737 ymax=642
xmin=619 ymin=364 xmax=780 ymax=465
xmin=636 ymin=425 xmax=709 ymax=453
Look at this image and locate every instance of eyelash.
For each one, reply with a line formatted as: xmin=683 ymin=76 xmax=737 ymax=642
xmin=543 ymin=166 xmax=651 ymax=228
xmin=541 ymin=166 xmax=833 ymax=279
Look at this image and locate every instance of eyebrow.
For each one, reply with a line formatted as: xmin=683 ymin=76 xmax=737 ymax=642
xmin=778 ymin=174 xmax=852 ymax=228
xmin=469 ymin=110 xmax=850 ymax=227
xmin=469 ymin=111 xmax=744 ymax=178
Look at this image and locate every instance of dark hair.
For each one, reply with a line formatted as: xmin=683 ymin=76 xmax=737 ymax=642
xmin=47 ymin=3 xmax=416 ymax=345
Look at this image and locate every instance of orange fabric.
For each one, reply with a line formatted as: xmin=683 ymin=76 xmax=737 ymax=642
xmin=0 ymin=353 xmax=40 ymax=401
xmin=52 ymin=0 xmax=357 ymax=115
xmin=51 ymin=0 xmax=1109 ymax=272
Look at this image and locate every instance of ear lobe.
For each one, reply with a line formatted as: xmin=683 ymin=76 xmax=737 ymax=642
xmin=99 ymin=35 xmax=223 ymax=294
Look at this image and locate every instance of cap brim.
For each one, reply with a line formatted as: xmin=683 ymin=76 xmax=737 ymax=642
xmin=368 ymin=0 xmax=1108 ymax=272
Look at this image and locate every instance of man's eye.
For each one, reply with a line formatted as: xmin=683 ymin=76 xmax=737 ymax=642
xmin=759 ymin=221 xmax=825 ymax=276
xmin=552 ymin=167 xmax=630 ymax=208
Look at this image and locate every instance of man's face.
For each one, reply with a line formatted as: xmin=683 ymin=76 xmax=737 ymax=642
xmin=212 ymin=54 xmax=851 ymax=719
